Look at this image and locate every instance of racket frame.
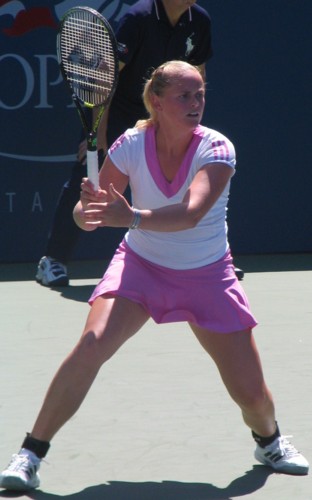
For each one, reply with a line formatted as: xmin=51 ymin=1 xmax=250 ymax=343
xmin=57 ymin=6 xmax=119 ymax=189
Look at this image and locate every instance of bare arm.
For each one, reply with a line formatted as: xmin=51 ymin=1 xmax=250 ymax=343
xmin=77 ymin=161 xmax=233 ymax=232
xmin=73 ymin=155 xmax=129 ymax=231
xmin=135 ymin=162 xmax=233 ymax=231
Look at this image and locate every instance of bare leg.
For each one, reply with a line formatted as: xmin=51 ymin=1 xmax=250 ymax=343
xmin=30 ymin=296 xmax=149 ymax=442
xmin=190 ymin=325 xmax=276 ymax=437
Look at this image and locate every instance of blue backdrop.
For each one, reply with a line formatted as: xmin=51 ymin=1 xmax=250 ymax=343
xmin=1 ymin=0 xmax=311 ymax=263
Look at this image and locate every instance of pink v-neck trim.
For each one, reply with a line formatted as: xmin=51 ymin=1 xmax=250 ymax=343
xmin=145 ymin=125 xmax=204 ymax=198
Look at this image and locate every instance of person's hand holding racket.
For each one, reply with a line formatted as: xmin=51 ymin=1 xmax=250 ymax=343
xmin=79 ymin=179 xmax=134 ymax=229
xmin=57 ymin=6 xmax=118 ymax=189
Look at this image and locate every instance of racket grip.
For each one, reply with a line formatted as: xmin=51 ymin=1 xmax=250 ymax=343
xmin=87 ymin=149 xmax=99 ymax=190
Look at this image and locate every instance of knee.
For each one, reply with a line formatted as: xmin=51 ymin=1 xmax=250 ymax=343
xmin=235 ymin=385 xmax=273 ymax=415
xmin=73 ymin=331 xmax=107 ymax=366
xmin=74 ymin=329 xmax=121 ymax=366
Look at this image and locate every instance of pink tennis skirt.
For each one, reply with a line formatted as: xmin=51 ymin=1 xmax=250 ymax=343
xmin=89 ymin=241 xmax=258 ymax=334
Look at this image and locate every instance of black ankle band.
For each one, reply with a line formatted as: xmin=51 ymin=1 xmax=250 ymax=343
xmin=252 ymin=422 xmax=280 ymax=448
xmin=22 ymin=433 xmax=50 ymax=459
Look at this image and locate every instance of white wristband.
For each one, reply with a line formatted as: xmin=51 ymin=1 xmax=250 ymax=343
xmin=129 ymin=209 xmax=141 ymax=229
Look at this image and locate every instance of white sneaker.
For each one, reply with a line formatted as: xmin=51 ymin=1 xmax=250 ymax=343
xmin=36 ymin=256 xmax=69 ymax=286
xmin=255 ymin=435 xmax=309 ymax=475
xmin=0 ymin=449 xmax=41 ymax=491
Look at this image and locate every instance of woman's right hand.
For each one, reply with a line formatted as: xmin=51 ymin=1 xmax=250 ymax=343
xmin=73 ymin=178 xmax=107 ymax=231
xmin=80 ymin=177 xmax=107 ymax=209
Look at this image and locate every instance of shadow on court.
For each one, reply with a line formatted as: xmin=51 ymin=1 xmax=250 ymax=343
xmin=0 ymin=466 xmax=273 ymax=500
xmin=234 ymin=253 xmax=312 ymax=274
xmin=0 ymin=261 xmax=107 ymax=283
xmin=57 ymin=285 xmax=96 ymax=303
xmin=1 ymin=253 xmax=311 ymax=283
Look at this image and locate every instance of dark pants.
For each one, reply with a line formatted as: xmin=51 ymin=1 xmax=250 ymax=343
xmin=44 ymin=108 xmax=135 ymax=263
xmin=45 ymin=160 xmax=86 ymax=263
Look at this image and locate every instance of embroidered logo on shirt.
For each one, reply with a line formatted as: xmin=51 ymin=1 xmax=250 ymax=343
xmin=109 ymin=133 xmax=126 ymax=154
xmin=211 ymin=141 xmax=230 ymax=161
xmin=185 ymin=33 xmax=195 ymax=57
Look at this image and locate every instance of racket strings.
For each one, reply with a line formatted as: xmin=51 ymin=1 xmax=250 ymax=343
xmin=60 ymin=13 xmax=116 ymax=106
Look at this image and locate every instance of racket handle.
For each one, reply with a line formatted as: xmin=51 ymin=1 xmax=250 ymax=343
xmin=87 ymin=149 xmax=99 ymax=190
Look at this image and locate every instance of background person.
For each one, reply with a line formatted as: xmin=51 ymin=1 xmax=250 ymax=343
xmin=0 ymin=60 xmax=307 ymax=492
xmin=35 ymin=0 xmax=243 ymax=286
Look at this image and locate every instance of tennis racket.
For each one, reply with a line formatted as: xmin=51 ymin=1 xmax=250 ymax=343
xmin=57 ymin=6 xmax=119 ymax=189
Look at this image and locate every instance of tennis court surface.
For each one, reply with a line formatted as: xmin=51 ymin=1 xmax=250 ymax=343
xmin=0 ymin=254 xmax=311 ymax=499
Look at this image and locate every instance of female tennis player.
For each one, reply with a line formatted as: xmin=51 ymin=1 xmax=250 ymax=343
xmin=0 ymin=60 xmax=308 ymax=491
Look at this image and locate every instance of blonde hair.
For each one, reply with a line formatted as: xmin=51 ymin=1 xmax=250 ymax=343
xmin=135 ymin=60 xmax=203 ymax=129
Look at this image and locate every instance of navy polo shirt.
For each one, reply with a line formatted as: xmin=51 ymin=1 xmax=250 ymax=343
xmin=107 ymin=0 xmax=212 ymax=145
